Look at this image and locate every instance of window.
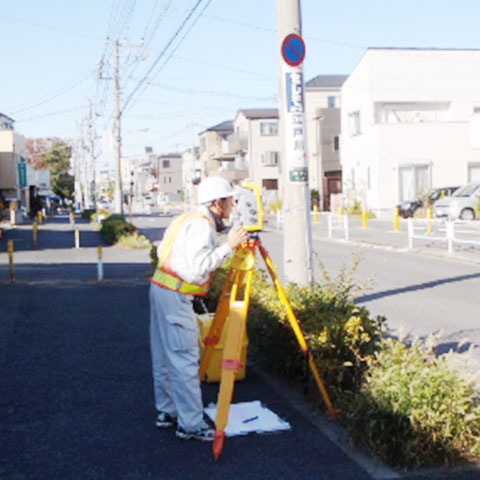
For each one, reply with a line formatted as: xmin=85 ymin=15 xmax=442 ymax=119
xmin=398 ymin=164 xmax=430 ymax=201
xmin=262 ymin=179 xmax=278 ymax=190
xmin=348 ymin=111 xmax=361 ymax=136
xmin=375 ymin=102 xmax=450 ymax=124
xmin=162 ymin=160 xmax=170 ymax=168
xmin=468 ymin=163 xmax=480 ymax=182
xmin=328 ymin=96 xmax=336 ymax=108
xmin=333 ymin=136 xmax=339 ymax=151
xmin=260 ymin=121 xmax=278 ymax=136
xmin=260 ymin=151 xmax=280 ymax=166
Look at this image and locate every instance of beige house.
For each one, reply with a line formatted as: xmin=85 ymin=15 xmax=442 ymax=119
xmin=198 ymin=120 xmax=249 ymax=183
xmin=305 ymin=75 xmax=347 ymax=210
xmin=155 ymin=153 xmax=183 ymax=196
xmin=229 ymin=109 xmax=281 ymax=202
xmin=0 ymin=113 xmax=28 ymax=206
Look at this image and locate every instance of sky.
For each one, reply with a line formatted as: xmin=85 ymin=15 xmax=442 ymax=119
xmin=2 ymin=0 xmax=480 ymax=171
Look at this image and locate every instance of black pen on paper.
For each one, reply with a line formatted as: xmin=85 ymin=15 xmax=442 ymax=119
xmin=242 ymin=416 xmax=259 ymax=424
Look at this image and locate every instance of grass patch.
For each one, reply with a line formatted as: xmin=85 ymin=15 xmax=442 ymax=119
xmin=115 ymin=232 xmax=151 ymax=249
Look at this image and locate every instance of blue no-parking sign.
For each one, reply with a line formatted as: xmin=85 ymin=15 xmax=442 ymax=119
xmin=281 ymin=33 xmax=305 ymax=67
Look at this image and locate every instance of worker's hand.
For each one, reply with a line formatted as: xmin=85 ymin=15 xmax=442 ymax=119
xmin=227 ymin=225 xmax=248 ymax=249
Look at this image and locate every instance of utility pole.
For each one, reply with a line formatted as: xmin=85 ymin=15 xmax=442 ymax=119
xmin=88 ymin=98 xmax=97 ymax=210
xmin=80 ymin=119 xmax=89 ymax=210
xmin=74 ymin=120 xmax=84 ymax=211
xmin=277 ymin=0 xmax=313 ymax=285
xmin=113 ymin=39 xmax=123 ymax=214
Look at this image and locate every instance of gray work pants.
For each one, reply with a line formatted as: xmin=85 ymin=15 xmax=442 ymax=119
xmin=149 ymin=283 xmax=204 ymax=431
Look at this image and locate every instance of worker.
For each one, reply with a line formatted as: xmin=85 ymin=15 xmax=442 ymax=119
xmin=149 ymin=176 xmax=248 ymax=441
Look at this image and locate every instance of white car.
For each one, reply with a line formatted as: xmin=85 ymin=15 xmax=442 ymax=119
xmin=433 ymin=182 xmax=480 ymax=221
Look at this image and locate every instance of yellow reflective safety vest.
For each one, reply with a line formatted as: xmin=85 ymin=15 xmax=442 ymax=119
xmin=151 ymin=211 xmax=215 ymax=296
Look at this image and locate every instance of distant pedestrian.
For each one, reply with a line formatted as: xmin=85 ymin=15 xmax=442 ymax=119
xmin=149 ymin=176 xmax=247 ymax=441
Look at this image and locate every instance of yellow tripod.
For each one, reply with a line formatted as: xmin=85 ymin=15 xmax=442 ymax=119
xmin=199 ymin=235 xmax=339 ymax=459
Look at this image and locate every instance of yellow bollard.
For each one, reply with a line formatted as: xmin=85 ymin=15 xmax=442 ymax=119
xmin=39 ymin=210 xmax=43 ymax=224
xmin=313 ymin=204 xmax=319 ymax=224
xmin=8 ymin=240 xmax=15 ymax=283
xmin=394 ymin=207 xmax=399 ymax=232
xmin=33 ymin=221 xmax=38 ymax=248
xmin=362 ymin=208 xmax=367 ymax=229
xmin=427 ymin=206 xmax=433 ymax=234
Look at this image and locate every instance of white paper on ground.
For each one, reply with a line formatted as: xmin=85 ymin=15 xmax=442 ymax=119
xmin=204 ymin=400 xmax=291 ymax=437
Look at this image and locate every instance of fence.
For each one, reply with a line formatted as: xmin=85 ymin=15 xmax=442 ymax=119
xmin=408 ymin=218 xmax=480 ymax=253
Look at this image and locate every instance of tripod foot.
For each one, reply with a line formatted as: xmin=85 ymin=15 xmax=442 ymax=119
xmin=213 ymin=429 xmax=225 ymax=459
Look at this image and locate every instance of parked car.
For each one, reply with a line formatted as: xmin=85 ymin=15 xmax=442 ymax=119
xmin=397 ymin=186 xmax=459 ymax=218
xmin=433 ymin=182 xmax=480 ymax=221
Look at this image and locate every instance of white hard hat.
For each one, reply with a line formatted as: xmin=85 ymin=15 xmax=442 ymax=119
xmin=198 ymin=176 xmax=237 ymax=204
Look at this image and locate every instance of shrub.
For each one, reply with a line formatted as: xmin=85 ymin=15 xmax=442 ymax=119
xmin=343 ymin=337 xmax=480 ymax=468
xmin=100 ymin=214 xmax=137 ymax=245
xmin=115 ymin=232 xmax=151 ymax=249
xmin=90 ymin=209 xmax=109 ymax=225
xmin=81 ymin=208 xmax=96 ymax=221
xmin=205 ymin=254 xmax=385 ymax=398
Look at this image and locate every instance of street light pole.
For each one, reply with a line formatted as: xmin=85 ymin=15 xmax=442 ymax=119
xmin=277 ymin=0 xmax=313 ymax=285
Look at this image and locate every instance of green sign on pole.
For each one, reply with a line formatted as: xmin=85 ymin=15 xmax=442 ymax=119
xmin=18 ymin=162 xmax=27 ymax=188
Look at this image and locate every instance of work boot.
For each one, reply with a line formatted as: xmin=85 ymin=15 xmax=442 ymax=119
xmin=156 ymin=411 xmax=177 ymax=428
xmin=175 ymin=423 xmax=214 ymax=441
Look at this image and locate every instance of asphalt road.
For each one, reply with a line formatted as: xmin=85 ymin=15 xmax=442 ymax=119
xmin=1 ymin=212 xmax=479 ymax=479
xmin=135 ymin=211 xmax=480 ymax=378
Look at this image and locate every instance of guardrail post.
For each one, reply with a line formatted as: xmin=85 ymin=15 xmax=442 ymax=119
xmin=75 ymin=229 xmax=80 ymax=249
xmin=446 ymin=221 xmax=454 ymax=253
xmin=407 ymin=218 xmax=413 ymax=249
xmin=70 ymin=212 xmax=75 ymax=230
xmin=8 ymin=240 xmax=15 ymax=283
xmin=327 ymin=213 xmax=332 ymax=238
xmin=97 ymin=246 xmax=104 ymax=281
xmin=344 ymin=214 xmax=349 ymax=240
xmin=33 ymin=221 xmax=38 ymax=248
xmin=10 ymin=203 xmax=16 ymax=226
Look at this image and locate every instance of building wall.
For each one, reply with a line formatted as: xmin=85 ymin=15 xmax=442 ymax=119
xmin=157 ymin=156 xmax=183 ymax=195
xmin=341 ymin=49 xmax=480 ymax=212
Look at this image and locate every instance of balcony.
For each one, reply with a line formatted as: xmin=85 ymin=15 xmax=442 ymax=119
xmin=227 ymin=132 xmax=248 ymax=153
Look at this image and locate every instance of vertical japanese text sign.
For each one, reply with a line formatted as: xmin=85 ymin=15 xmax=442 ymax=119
xmin=281 ymin=33 xmax=307 ymax=183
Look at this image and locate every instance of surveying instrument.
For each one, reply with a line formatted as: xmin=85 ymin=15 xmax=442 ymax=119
xmin=199 ymin=184 xmax=339 ymax=459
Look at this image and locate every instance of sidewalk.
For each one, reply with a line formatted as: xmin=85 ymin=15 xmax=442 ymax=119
xmin=1 ymin=213 xmax=478 ymax=479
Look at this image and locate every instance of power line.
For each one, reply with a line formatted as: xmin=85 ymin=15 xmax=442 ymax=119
xmin=8 ymin=70 xmax=95 ymax=115
xmin=0 ymin=13 xmax=103 ymax=40
xmin=121 ymin=0 xmax=209 ymax=114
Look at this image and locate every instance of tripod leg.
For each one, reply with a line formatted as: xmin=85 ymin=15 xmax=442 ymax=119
xmin=213 ymin=298 xmax=249 ymax=459
xmin=258 ymin=243 xmax=340 ymax=418
xmin=200 ymin=268 xmax=237 ymax=381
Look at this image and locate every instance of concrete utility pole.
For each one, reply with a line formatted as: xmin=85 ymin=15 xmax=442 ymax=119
xmin=88 ymin=98 xmax=97 ymax=209
xmin=277 ymin=0 xmax=313 ymax=285
xmin=113 ymin=39 xmax=123 ymax=214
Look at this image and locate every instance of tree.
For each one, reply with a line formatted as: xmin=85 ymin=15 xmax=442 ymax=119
xmin=42 ymin=140 xmax=74 ymax=200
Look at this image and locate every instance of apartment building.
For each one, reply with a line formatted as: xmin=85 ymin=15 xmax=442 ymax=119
xmin=305 ymin=75 xmax=347 ymax=210
xmin=341 ymin=48 xmax=480 ymax=214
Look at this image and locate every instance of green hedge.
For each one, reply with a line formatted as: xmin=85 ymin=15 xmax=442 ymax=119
xmin=205 ymin=258 xmax=480 ymax=469
xmin=100 ymin=214 xmax=137 ymax=245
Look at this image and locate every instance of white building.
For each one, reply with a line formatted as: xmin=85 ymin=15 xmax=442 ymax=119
xmin=340 ymin=48 xmax=480 ymax=215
